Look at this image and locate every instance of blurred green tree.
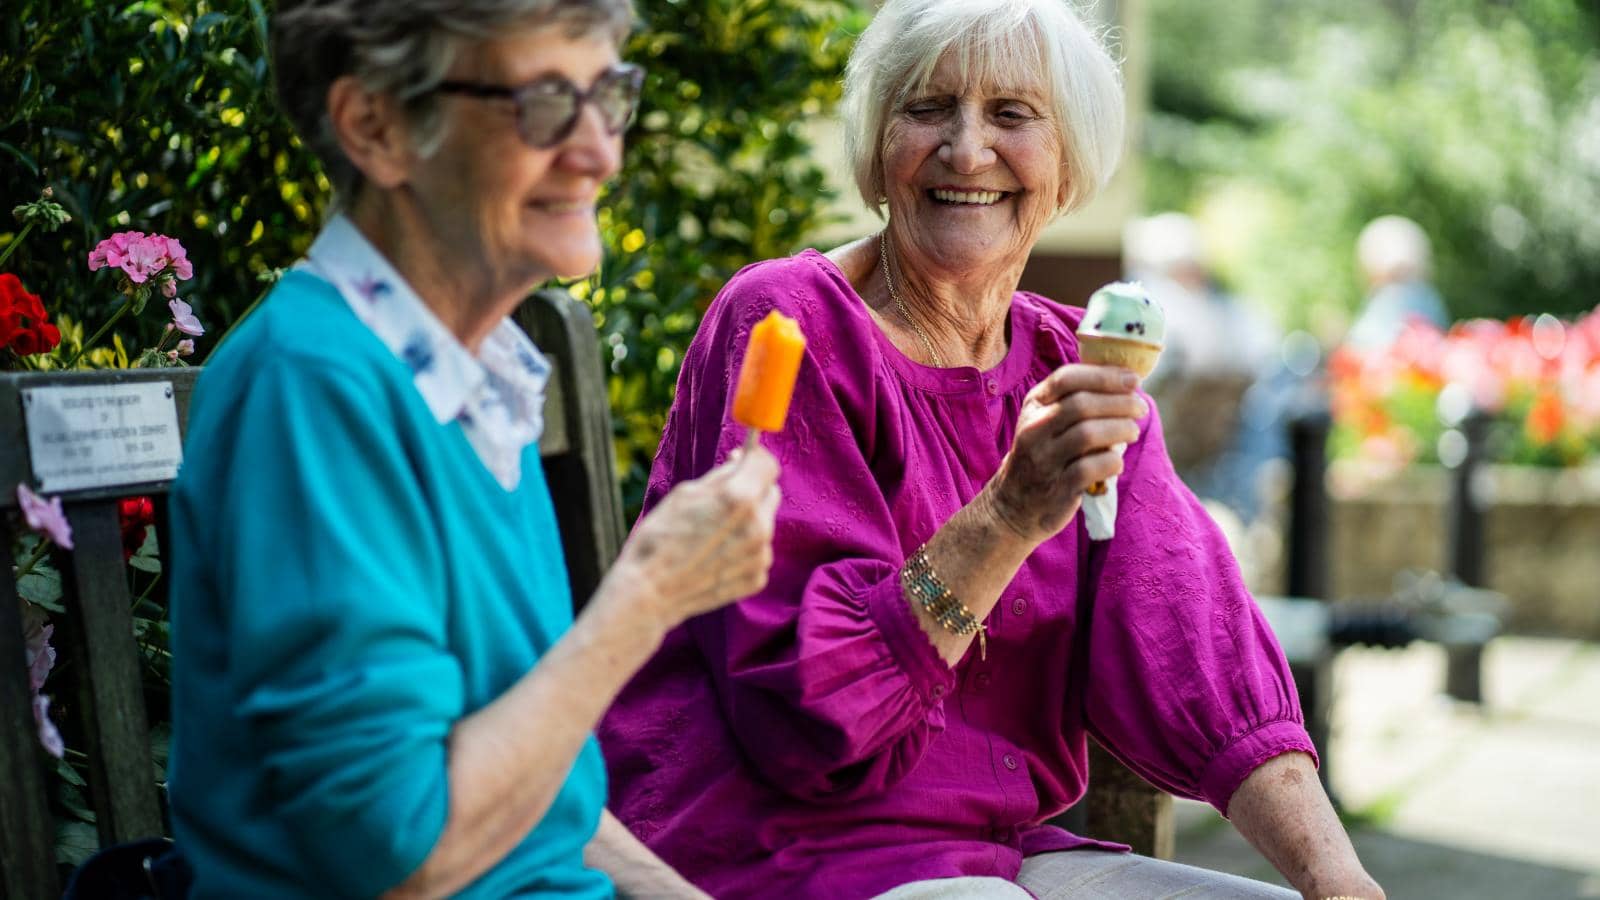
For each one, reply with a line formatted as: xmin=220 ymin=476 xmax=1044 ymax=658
xmin=1144 ymin=0 xmax=1600 ymax=335
xmin=2 ymin=0 xmax=866 ymax=513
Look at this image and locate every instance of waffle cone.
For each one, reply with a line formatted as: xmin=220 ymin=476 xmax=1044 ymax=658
xmin=1077 ymin=334 xmax=1162 ymax=378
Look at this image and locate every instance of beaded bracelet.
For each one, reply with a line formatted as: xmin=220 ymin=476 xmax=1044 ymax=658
xmin=902 ymin=546 xmax=987 ymax=660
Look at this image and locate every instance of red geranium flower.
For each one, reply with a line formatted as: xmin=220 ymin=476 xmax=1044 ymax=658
xmin=0 ymin=273 xmax=62 ymax=357
xmin=118 ymin=496 xmax=156 ymax=560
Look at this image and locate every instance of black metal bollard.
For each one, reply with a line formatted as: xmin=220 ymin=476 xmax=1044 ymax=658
xmin=1441 ymin=409 xmax=1493 ymax=703
xmin=1287 ymin=406 xmax=1332 ymax=602
xmin=1284 ymin=402 xmax=1334 ymax=798
xmin=1445 ymin=410 xmax=1491 ymax=589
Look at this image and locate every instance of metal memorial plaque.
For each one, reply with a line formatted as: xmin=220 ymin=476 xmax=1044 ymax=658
xmin=22 ymin=382 xmax=184 ymax=492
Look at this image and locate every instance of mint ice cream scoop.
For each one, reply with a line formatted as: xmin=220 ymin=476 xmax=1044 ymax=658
xmin=1076 ymin=281 xmax=1166 ymax=378
xmin=1079 ymin=281 xmax=1166 ymax=346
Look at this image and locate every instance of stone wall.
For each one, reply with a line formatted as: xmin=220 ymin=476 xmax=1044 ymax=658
xmin=1319 ymin=463 xmax=1600 ymax=638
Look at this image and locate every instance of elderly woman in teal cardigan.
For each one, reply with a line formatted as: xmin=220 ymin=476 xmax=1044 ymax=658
xmin=165 ymin=2 xmax=777 ymax=897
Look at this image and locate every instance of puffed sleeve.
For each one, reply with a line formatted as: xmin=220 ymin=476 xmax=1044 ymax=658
xmin=1080 ymin=402 xmax=1317 ymax=816
xmin=215 ymin=360 xmax=462 ymax=896
xmin=648 ymin=263 xmax=956 ymax=803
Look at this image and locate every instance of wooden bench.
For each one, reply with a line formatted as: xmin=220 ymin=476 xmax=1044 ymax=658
xmin=0 ymin=287 xmax=1169 ymax=899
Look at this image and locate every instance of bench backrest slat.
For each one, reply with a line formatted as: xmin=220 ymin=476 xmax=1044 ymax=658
xmin=59 ymin=501 xmax=164 ymax=845
xmin=0 ymin=573 xmax=59 ymax=898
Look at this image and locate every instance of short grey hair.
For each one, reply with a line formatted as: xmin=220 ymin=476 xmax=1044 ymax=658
xmin=841 ymin=0 xmax=1125 ymax=218
xmin=273 ymin=0 xmax=633 ymax=203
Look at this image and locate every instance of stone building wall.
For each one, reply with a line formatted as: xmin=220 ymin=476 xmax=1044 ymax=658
xmin=1317 ymin=464 xmax=1600 ymax=638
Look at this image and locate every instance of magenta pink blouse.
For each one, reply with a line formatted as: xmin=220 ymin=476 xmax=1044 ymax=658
xmin=598 ymin=251 xmax=1314 ymax=899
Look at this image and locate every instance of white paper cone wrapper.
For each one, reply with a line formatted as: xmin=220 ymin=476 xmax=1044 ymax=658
xmin=1082 ymin=442 xmax=1128 ymax=541
xmin=1083 ymin=476 xmax=1118 ymax=540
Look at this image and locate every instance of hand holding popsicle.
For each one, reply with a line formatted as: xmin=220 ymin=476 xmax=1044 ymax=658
xmin=732 ymin=310 xmax=807 ymax=452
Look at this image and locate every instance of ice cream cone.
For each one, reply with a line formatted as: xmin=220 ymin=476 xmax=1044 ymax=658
xmin=1075 ymin=282 xmax=1166 ymax=538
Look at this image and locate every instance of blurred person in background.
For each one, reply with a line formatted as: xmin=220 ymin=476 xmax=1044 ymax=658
xmin=1125 ymin=212 xmax=1288 ymax=522
xmin=1124 ymin=211 xmax=1278 ymax=383
xmin=1345 ymin=214 xmax=1449 ymax=352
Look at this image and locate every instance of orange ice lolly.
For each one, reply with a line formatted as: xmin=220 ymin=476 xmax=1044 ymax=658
xmin=733 ymin=310 xmax=806 ymax=437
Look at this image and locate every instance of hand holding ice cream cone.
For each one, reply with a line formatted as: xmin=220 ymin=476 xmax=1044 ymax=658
xmin=1075 ymin=282 xmax=1165 ymax=540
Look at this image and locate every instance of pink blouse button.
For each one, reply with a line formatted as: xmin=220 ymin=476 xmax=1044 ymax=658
xmin=985 ymin=380 xmax=999 ymax=395
xmin=1002 ymin=754 xmax=1019 ymax=771
xmin=1010 ymin=597 xmax=1027 ymax=615
xmin=931 ymin=685 xmax=947 ymax=700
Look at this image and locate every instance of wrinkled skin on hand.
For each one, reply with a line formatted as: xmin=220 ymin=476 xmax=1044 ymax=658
xmin=612 ymin=445 xmax=782 ymax=629
xmin=984 ymin=364 xmax=1147 ymax=544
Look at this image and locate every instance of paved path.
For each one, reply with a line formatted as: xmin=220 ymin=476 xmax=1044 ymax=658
xmin=1174 ymin=636 xmax=1600 ymax=899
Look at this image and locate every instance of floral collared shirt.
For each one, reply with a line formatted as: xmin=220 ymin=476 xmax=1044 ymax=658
xmin=299 ymin=214 xmax=550 ymax=490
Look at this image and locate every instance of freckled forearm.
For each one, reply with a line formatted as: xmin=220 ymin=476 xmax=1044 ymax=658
xmin=1227 ymin=753 xmax=1385 ymax=899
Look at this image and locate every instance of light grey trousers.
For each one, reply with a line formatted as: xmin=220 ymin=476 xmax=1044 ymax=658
xmin=871 ymin=850 xmax=1297 ymax=900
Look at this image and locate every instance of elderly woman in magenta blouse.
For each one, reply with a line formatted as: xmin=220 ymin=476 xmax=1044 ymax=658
xmin=600 ymin=1 xmax=1384 ymax=898
xmin=166 ymin=1 xmax=779 ymax=897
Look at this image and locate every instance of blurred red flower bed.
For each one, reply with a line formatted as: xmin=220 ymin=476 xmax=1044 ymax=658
xmin=1329 ymin=311 xmax=1600 ymax=469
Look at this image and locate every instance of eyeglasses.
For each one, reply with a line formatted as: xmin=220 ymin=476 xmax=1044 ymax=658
xmin=435 ymin=63 xmax=644 ymax=149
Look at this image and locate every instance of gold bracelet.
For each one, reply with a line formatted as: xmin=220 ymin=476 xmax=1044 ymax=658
xmin=902 ymin=546 xmax=987 ymax=660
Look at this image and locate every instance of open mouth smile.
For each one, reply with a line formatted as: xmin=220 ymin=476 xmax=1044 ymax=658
xmin=928 ymin=188 xmax=1014 ymax=206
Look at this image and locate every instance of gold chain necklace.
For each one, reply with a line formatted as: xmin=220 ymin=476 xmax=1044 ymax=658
xmin=879 ymin=234 xmax=943 ymax=367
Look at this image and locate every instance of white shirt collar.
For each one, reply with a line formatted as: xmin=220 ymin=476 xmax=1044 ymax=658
xmin=298 ymin=214 xmax=551 ymax=489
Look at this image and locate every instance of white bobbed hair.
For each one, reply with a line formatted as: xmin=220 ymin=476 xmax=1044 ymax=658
xmin=841 ymin=0 xmax=1126 ymax=219
xmin=1357 ymin=215 xmax=1432 ymax=281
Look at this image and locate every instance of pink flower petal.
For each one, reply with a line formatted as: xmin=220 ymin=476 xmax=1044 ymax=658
xmin=169 ymin=298 xmax=205 ymax=336
xmin=16 ymin=483 xmax=74 ymax=550
xmin=25 ymin=623 xmax=55 ymax=692
xmin=33 ymin=695 xmax=64 ymax=759
xmin=20 ymin=605 xmax=56 ymax=692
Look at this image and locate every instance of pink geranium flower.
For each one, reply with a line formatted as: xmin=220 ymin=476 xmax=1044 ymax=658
xmin=169 ymin=298 xmax=205 ymax=336
xmin=88 ymin=231 xmax=196 ymax=286
xmin=16 ymin=483 xmax=73 ymax=549
xmin=161 ymin=236 xmax=193 ymax=280
xmin=87 ymin=231 xmax=138 ymax=272
xmin=176 ymin=339 xmax=195 ymax=357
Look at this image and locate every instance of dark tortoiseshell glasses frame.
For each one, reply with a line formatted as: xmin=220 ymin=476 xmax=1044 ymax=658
xmin=435 ymin=63 xmax=644 ymax=148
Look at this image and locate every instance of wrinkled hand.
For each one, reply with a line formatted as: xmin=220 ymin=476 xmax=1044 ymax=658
xmin=611 ymin=445 xmax=781 ymax=631
xmin=983 ymin=364 xmax=1147 ymax=544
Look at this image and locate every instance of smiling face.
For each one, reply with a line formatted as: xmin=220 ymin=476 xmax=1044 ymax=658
xmin=881 ymin=47 xmax=1064 ymax=283
xmin=403 ymin=25 xmax=624 ymax=287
